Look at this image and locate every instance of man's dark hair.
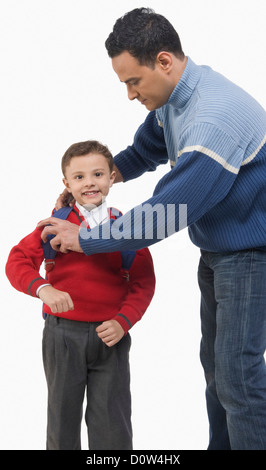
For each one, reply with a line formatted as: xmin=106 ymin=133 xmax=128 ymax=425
xmin=61 ymin=140 xmax=114 ymax=176
xmin=105 ymin=7 xmax=184 ymax=66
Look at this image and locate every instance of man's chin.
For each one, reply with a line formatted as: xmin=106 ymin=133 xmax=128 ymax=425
xmin=144 ymin=102 xmax=159 ymax=111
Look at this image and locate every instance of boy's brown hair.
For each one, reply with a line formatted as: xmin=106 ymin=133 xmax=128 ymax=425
xmin=61 ymin=140 xmax=114 ymax=176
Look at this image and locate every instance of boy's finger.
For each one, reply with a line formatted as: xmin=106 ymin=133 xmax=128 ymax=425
xmin=96 ymin=321 xmax=110 ymax=333
xmin=68 ymin=296 xmax=74 ymax=310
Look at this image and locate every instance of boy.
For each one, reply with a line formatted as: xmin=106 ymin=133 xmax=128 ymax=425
xmin=5 ymin=140 xmax=155 ymax=450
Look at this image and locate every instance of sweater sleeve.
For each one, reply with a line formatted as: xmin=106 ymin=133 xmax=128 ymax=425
xmin=113 ymin=248 xmax=156 ymax=334
xmin=114 ymin=111 xmax=168 ymax=181
xmin=80 ymin=123 xmax=243 ymax=254
xmin=5 ymin=227 xmax=48 ymax=297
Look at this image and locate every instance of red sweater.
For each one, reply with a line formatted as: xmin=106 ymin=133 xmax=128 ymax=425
xmin=5 ymin=206 xmax=155 ymax=334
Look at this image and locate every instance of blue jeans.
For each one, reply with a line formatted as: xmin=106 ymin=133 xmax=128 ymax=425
xmin=198 ymin=249 xmax=266 ymax=450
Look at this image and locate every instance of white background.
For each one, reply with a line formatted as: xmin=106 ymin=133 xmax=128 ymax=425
xmin=0 ymin=0 xmax=265 ymax=450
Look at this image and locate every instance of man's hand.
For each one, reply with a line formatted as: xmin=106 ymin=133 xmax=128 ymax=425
xmin=113 ymin=164 xmax=124 ymax=183
xmin=37 ymin=218 xmax=83 ymax=253
xmin=96 ymin=320 xmax=125 ymax=347
xmin=38 ymin=285 xmax=74 ymax=313
xmin=55 ymin=189 xmax=75 ymax=210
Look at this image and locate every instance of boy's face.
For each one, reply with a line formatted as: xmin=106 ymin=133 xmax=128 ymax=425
xmin=63 ymin=153 xmax=115 ymax=208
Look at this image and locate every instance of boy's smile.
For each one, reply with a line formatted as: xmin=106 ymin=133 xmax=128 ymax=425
xmin=63 ymin=153 xmax=115 ymax=209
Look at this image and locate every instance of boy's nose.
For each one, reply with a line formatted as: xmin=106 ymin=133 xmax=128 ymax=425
xmin=84 ymin=177 xmax=95 ymax=187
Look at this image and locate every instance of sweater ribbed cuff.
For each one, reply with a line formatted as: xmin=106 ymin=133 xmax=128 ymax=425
xmin=28 ymin=277 xmax=48 ymax=297
xmin=114 ymin=313 xmax=132 ymax=335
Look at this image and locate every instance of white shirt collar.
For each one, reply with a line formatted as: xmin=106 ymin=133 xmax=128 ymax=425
xmin=75 ymin=200 xmax=109 ymax=229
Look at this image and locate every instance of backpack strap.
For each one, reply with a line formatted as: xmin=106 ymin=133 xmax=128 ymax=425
xmin=109 ymin=207 xmax=137 ymax=274
xmin=41 ymin=206 xmax=74 ymax=272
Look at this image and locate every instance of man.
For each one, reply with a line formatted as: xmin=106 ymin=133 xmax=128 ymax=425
xmin=39 ymin=8 xmax=266 ymax=449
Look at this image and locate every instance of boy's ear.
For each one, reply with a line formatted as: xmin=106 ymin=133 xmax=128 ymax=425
xmin=109 ymin=170 xmax=116 ymax=188
xmin=62 ymin=177 xmax=71 ymax=192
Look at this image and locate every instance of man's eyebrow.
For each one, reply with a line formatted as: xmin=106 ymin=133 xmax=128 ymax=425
xmin=122 ymin=77 xmax=139 ymax=84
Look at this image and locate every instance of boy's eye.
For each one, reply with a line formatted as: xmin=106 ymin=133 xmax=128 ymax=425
xmin=95 ymin=172 xmax=103 ymax=177
xmin=75 ymin=175 xmax=83 ymax=180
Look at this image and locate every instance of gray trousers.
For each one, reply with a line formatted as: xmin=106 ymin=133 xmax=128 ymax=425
xmin=42 ymin=315 xmax=132 ymax=450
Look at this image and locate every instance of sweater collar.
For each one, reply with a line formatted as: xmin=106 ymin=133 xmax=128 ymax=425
xmin=166 ymin=57 xmax=202 ymax=110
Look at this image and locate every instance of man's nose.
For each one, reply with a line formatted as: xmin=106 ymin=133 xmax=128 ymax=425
xmin=126 ymin=84 xmax=138 ymax=101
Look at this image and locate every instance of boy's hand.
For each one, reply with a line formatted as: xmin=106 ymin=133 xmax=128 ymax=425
xmin=38 ymin=285 xmax=74 ymax=314
xmin=96 ymin=320 xmax=125 ymax=347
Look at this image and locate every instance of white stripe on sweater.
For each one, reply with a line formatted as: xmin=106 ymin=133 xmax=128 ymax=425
xmin=176 ymin=145 xmax=239 ymax=174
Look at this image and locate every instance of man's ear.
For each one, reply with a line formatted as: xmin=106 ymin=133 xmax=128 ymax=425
xmin=156 ymin=51 xmax=173 ymax=72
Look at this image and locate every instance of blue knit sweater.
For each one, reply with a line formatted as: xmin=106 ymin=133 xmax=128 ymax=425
xmin=80 ymin=57 xmax=266 ymax=255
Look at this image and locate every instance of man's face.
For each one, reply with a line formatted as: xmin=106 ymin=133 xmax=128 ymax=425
xmin=112 ymin=51 xmax=174 ymax=111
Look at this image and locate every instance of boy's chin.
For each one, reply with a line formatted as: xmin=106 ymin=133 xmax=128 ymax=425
xmin=83 ymin=203 xmax=101 ymax=211
xmin=81 ymin=195 xmax=106 ymax=211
